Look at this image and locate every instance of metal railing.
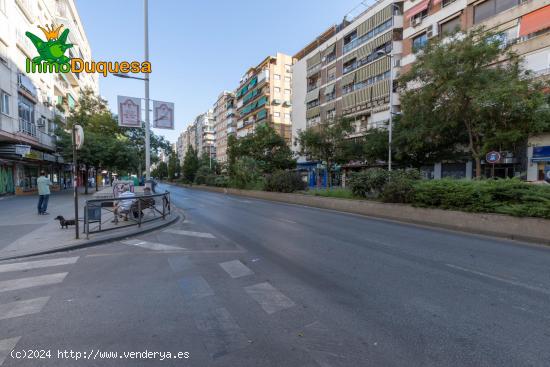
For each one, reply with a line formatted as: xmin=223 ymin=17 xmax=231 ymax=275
xmin=83 ymin=191 xmax=171 ymax=238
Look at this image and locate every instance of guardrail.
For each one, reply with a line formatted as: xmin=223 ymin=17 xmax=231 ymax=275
xmin=83 ymin=191 xmax=171 ymax=239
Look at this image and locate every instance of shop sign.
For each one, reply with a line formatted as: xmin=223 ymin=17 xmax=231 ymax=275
xmin=485 ymin=151 xmax=501 ymax=164
xmin=15 ymin=145 xmax=31 ymax=156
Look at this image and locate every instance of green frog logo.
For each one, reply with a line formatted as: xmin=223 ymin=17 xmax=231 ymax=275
xmin=25 ymin=24 xmax=73 ymax=66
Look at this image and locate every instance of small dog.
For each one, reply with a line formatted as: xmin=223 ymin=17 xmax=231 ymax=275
xmin=54 ymin=215 xmax=76 ymax=229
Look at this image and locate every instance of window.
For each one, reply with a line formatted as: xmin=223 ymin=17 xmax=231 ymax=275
xmin=18 ymin=94 xmax=34 ymax=124
xmin=273 ymin=112 xmax=280 ymax=117
xmin=284 ymin=113 xmax=291 ymax=121
xmin=274 ymin=74 xmax=281 ymax=80
xmin=284 ymin=89 xmax=291 ymax=95
xmin=442 ymin=0 xmax=456 ymax=6
xmin=1 ymin=90 xmax=9 ymax=115
xmin=284 ymin=76 xmax=291 ymax=82
xmin=344 ymin=30 xmax=357 ymax=46
xmin=274 ymin=87 xmax=281 ymax=93
xmin=412 ymin=33 xmax=428 ymax=52
xmin=412 ymin=9 xmax=428 ymax=24
xmin=327 ymin=66 xmax=336 ymax=82
xmin=326 ymin=109 xmax=336 ymax=120
xmin=474 ymin=0 xmax=519 ymax=24
xmin=440 ymin=17 xmax=461 ymax=35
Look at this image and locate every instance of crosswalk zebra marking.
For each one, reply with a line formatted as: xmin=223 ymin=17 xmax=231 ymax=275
xmin=0 ymin=337 xmax=21 ymax=366
xmin=219 ymin=260 xmax=254 ymax=279
xmin=179 ymin=275 xmax=214 ymax=300
xmin=244 ymin=282 xmax=296 ymax=314
xmin=0 ymin=297 xmax=50 ymax=321
xmin=120 ymin=239 xmax=185 ymax=252
xmin=0 ymin=257 xmax=79 ymax=274
xmin=0 ymin=273 xmax=67 ymax=293
xmin=163 ymin=229 xmax=216 ymax=239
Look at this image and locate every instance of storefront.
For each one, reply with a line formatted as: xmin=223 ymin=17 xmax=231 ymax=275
xmin=530 ymin=145 xmax=550 ymax=182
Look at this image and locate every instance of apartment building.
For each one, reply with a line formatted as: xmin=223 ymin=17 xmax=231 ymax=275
xmin=194 ymin=110 xmax=215 ymax=160
xmin=292 ymin=0 xmax=404 ymax=161
xmin=0 ymin=0 xmax=98 ymax=195
xmin=401 ymin=0 xmax=550 ymax=180
xmin=213 ymin=91 xmax=236 ymax=163
xmin=235 ymin=52 xmax=294 ymax=144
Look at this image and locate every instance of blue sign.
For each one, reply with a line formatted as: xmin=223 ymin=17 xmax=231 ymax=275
xmin=486 ymin=151 xmax=501 ymax=164
xmin=533 ymin=146 xmax=550 ymax=158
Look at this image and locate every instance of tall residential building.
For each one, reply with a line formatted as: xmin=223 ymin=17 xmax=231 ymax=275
xmin=0 ymin=0 xmax=98 ymax=195
xmin=292 ymin=0 xmax=404 ymax=160
xmin=194 ymin=110 xmax=215 ymax=160
xmin=213 ymin=91 xmax=236 ymax=163
xmin=401 ymin=0 xmax=550 ymax=180
xmin=236 ymin=52 xmax=294 ymax=144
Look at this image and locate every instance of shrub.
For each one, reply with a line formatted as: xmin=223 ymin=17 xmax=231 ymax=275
xmin=264 ymin=170 xmax=306 ymax=193
xmin=230 ymin=157 xmax=262 ymax=189
xmin=214 ymin=176 xmax=229 ymax=188
xmin=348 ymin=168 xmax=388 ymax=198
xmin=194 ymin=166 xmax=212 ymax=185
xmin=381 ymin=177 xmax=415 ymax=203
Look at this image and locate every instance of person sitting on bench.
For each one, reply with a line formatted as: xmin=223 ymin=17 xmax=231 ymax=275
xmin=113 ymin=187 xmax=136 ymax=223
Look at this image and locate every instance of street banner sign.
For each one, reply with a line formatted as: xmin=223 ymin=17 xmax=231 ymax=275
xmin=485 ymin=151 xmax=501 ymax=164
xmin=117 ymin=95 xmax=141 ymax=128
xmin=153 ymin=100 xmax=174 ymax=129
xmin=74 ymin=124 xmax=84 ymax=150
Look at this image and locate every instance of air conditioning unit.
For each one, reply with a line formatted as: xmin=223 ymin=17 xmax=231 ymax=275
xmin=412 ymin=16 xmax=422 ymax=27
xmin=427 ymin=25 xmax=438 ymax=39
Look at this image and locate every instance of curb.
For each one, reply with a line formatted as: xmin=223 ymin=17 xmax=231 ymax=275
xmin=0 ymin=211 xmax=182 ymax=262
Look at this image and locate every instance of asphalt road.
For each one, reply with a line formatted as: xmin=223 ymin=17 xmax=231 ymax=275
xmin=1 ymin=183 xmax=549 ymax=366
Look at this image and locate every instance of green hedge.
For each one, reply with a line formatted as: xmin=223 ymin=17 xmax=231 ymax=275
xmin=411 ymin=179 xmax=550 ymax=219
xmin=264 ymin=170 xmax=306 ymax=193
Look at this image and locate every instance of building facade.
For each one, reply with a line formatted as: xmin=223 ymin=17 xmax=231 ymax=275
xmin=236 ymin=52 xmax=294 ymax=144
xmin=0 ymin=0 xmax=98 ymax=195
xmin=292 ymin=1 xmax=404 ymax=154
xmin=213 ymin=91 xmax=235 ymax=164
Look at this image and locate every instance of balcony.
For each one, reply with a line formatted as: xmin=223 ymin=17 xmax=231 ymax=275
xmin=19 ymin=119 xmax=56 ymax=148
xmin=227 ymin=127 xmax=236 ymax=134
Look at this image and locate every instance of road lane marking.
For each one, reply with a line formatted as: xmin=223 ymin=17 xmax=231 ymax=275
xmin=193 ymin=305 xmax=250 ymax=359
xmin=179 ymin=275 xmax=214 ymax=300
xmin=168 ymin=256 xmax=193 ymax=273
xmin=446 ymin=264 xmax=550 ymax=296
xmin=219 ymin=260 xmax=254 ymax=278
xmin=0 ymin=273 xmax=67 ymax=293
xmin=277 ymin=218 xmax=297 ymax=224
xmin=120 ymin=240 xmax=185 ymax=252
xmin=164 ymin=229 xmax=216 ymax=239
xmin=244 ymin=282 xmax=296 ymax=314
xmin=0 ymin=297 xmax=50 ymax=320
xmin=0 ymin=257 xmax=79 ymax=274
xmin=0 ymin=337 xmax=21 ymax=366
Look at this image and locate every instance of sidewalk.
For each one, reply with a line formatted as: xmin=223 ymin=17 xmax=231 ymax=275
xmin=0 ymin=187 xmax=178 ymax=260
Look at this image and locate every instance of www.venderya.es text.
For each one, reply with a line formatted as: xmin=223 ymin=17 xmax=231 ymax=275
xmin=10 ymin=349 xmax=190 ymax=361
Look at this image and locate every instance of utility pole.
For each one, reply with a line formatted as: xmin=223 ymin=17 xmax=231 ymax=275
xmin=144 ymin=0 xmax=151 ymax=180
xmin=72 ymin=125 xmax=79 ymax=239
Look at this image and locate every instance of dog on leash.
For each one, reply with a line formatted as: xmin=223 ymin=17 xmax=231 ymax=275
xmin=54 ymin=215 xmax=76 ymax=229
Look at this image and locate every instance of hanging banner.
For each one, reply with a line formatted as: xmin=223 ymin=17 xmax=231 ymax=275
xmin=117 ymin=96 xmax=141 ymax=128
xmin=153 ymin=100 xmax=174 ymax=129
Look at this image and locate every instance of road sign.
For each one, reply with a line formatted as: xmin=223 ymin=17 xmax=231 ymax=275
xmin=486 ymin=151 xmax=501 ymax=164
xmin=153 ymin=100 xmax=174 ymax=129
xmin=74 ymin=124 xmax=84 ymax=150
xmin=117 ymin=95 xmax=141 ymax=127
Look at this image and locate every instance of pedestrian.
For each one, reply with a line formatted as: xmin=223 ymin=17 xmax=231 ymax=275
xmin=112 ymin=186 xmax=136 ymax=223
xmin=37 ymin=171 xmax=52 ymax=215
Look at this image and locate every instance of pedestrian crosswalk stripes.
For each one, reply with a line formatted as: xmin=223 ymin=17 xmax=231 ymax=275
xmin=0 ymin=257 xmax=79 ymax=274
xmin=120 ymin=239 xmax=185 ymax=252
xmin=0 ymin=273 xmax=67 ymax=293
xmin=0 ymin=337 xmax=21 ymax=366
xmin=244 ymin=282 xmax=296 ymax=314
xmin=0 ymin=297 xmax=50 ymax=321
xmin=219 ymin=260 xmax=254 ymax=279
xmin=163 ymin=229 xmax=216 ymax=239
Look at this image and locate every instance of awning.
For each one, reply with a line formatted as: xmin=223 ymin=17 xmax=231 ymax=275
xmin=324 ymin=83 xmax=335 ymax=95
xmin=405 ymin=0 xmax=429 ymax=19
xmin=341 ymin=72 xmax=356 ymax=87
xmin=322 ymin=43 xmax=336 ymax=58
xmin=305 ymin=89 xmax=320 ymax=103
xmin=306 ymin=52 xmax=321 ymax=68
xmin=519 ymin=5 xmax=550 ymax=37
xmin=531 ymin=157 xmax=550 ymax=162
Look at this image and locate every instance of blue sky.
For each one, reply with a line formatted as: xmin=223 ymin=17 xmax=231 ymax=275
xmin=77 ymin=0 xmax=362 ymax=143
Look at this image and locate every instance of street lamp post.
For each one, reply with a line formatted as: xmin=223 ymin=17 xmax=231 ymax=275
xmin=113 ymin=0 xmax=151 ymax=180
xmin=377 ymin=50 xmax=395 ymax=172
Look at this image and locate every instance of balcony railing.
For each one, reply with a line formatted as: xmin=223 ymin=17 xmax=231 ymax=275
xmin=19 ymin=119 xmax=56 ymax=147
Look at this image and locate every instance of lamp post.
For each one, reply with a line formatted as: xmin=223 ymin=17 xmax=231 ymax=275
xmin=112 ymin=0 xmax=150 ymax=180
xmin=376 ymin=49 xmax=397 ymax=172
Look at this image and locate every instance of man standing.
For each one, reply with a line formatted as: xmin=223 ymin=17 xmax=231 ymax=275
xmin=37 ymin=171 xmax=52 ymax=215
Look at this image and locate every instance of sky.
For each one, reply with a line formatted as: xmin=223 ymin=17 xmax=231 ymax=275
xmin=77 ymin=0 xmax=363 ymax=143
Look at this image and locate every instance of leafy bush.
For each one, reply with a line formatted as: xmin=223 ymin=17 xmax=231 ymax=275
xmin=307 ymin=188 xmax=356 ymax=199
xmin=230 ymin=157 xmax=263 ymax=190
xmin=411 ymin=179 xmax=550 ymax=218
xmin=348 ymin=168 xmax=388 ymax=198
xmin=381 ymin=177 xmax=415 ymax=203
xmin=348 ymin=168 xmax=421 ymax=198
xmin=194 ymin=166 xmax=213 ymax=185
xmin=214 ymin=176 xmax=229 ymax=188
xmin=264 ymin=170 xmax=306 ymax=193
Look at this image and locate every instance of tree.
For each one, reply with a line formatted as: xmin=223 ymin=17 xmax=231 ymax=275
xmin=182 ymin=145 xmax=199 ymax=183
xmin=167 ymin=151 xmax=179 ymax=180
xmin=227 ymin=124 xmax=295 ymax=174
xmin=297 ymin=118 xmax=355 ymax=187
xmin=398 ymin=29 xmax=550 ymax=177
xmin=152 ymin=161 xmax=168 ymax=180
